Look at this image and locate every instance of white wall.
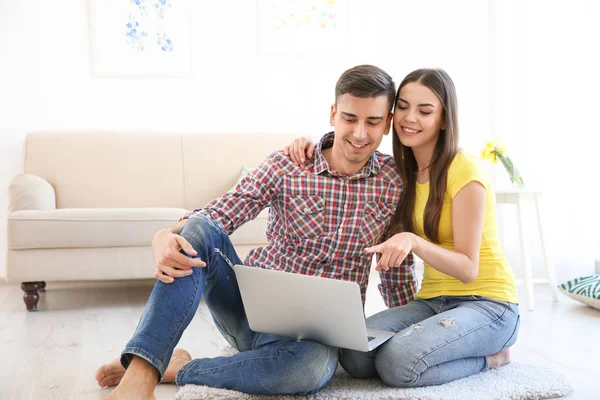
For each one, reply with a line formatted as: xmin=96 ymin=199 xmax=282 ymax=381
xmin=1 ymin=1 xmax=44 ymax=280
xmin=489 ymin=0 xmax=600 ymax=280
xmin=0 ymin=0 xmax=597 ymax=281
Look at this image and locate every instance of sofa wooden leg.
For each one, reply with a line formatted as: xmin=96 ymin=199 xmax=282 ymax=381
xmin=21 ymin=282 xmax=42 ymax=311
xmin=37 ymin=281 xmax=47 ymax=292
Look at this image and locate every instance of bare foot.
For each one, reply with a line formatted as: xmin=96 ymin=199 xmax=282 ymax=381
xmin=104 ymin=356 xmax=159 ymax=400
xmin=488 ymin=348 xmax=511 ymax=369
xmin=163 ymin=348 xmax=192 ymax=383
xmin=96 ymin=349 xmax=192 ymax=388
xmin=95 ymin=357 xmax=125 ymax=388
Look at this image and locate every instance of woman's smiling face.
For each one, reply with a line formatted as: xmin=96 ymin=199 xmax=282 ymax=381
xmin=394 ymin=81 xmax=445 ymax=151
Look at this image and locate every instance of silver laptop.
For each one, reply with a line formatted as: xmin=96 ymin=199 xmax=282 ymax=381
xmin=233 ymin=265 xmax=394 ymax=352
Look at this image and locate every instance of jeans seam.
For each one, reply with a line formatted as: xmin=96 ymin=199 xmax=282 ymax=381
xmin=208 ymin=248 xmax=244 ymax=350
xmin=501 ymin=314 xmax=520 ymax=350
xmin=214 ymin=248 xmax=235 ymax=269
xmin=407 ymin=303 xmax=510 ymax=382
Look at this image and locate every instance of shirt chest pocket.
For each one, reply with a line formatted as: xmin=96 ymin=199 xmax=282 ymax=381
xmin=285 ymin=196 xmax=325 ymax=239
xmin=360 ymin=201 xmax=396 ymax=245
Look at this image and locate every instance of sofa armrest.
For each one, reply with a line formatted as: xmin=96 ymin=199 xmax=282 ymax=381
xmin=8 ymin=174 xmax=56 ymax=213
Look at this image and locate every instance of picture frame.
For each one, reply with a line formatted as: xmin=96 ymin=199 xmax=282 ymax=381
xmin=257 ymin=0 xmax=349 ymax=56
xmin=89 ymin=0 xmax=193 ymax=77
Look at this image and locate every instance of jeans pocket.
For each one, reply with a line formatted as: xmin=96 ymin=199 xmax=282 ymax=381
xmin=501 ymin=314 xmax=520 ymax=350
xmin=466 ymin=297 xmax=510 ymax=319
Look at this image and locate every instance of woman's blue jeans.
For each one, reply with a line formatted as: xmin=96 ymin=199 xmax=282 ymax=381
xmin=121 ymin=215 xmax=338 ymax=395
xmin=339 ymin=295 xmax=520 ymax=387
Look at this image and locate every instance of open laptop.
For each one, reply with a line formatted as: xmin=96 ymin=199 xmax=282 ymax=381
xmin=233 ymin=265 xmax=395 ymax=352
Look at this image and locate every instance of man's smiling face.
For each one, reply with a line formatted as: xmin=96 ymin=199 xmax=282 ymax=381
xmin=328 ymin=93 xmax=392 ymax=174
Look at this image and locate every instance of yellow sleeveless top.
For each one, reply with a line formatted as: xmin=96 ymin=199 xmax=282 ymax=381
xmin=413 ymin=152 xmax=518 ymax=303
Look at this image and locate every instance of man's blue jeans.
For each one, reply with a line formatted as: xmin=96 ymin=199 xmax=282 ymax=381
xmin=339 ymin=296 xmax=520 ymax=387
xmin=121 ymin=215 xmax=338 ymax=395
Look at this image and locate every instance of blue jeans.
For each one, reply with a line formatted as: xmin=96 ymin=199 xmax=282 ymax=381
xmin=340 ymin=296 xmax=520 ymax=387
xmin=121 ymin=215 xmax=338 ymax=395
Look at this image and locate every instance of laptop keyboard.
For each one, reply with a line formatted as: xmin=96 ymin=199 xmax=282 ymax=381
xmin=367 ymin=335 xmax=376 ymax=342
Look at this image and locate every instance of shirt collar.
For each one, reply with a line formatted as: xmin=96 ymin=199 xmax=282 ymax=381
xmin=313 ymin=131 xmax=382 ymax=179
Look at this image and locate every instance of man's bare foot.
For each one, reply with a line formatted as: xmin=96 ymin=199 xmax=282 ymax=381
xmin=488 ymin=348 xmax=511 ymax=369
xmin=164 ymin=348 xmax=192 ymax=383
xmin=96 ymin=349 xmax=192 ymax=388
xmin=96 ymin=357 xmax=125 ymax=388
xmin=104 ymin=356 xmax=159 ymax=400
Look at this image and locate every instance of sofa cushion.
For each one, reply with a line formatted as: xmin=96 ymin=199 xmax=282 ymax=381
xmin=8 ymin=208 xmax=187 ymax=250
xmin=182 ymin=132 xmax=302 ymax=210
xmin=228 ymin=208 xmax=269 ymax=245
xmin=8 ymin=208 xmax=270 ymax=250
xmin=23 ymin=132 xmax=185 ymax=208
xmin=6 ymin=244 xmax=262 ymax=283
xmin=228 ymin=166 xmax=252 ymax=192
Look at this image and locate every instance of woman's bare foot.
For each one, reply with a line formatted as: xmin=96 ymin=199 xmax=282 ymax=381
xmin=95 ymin=349 xmax=192 ymax=388
xmin=488 ymin=348 xmax=511 ymax=369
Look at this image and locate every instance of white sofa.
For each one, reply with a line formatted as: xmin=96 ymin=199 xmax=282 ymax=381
xmin=7 ymin=131 xmax=300 ymax=311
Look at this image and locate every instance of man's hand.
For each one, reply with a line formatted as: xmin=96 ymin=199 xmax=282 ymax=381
xmin=152 ymin=229 xmax=206 ymax=283
xmin=366 ymin=233 xmax=416 ymax=271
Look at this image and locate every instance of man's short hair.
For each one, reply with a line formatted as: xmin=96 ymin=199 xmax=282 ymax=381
xmin=335 ymin=65 xmax=396 ymax=112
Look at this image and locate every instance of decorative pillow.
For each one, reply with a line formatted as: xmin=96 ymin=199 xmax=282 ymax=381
xmin=558 ymin=274 xmax=600 ymax=310
xmin=8 ymin=174 xmax=56 ymax=213
xmin=229 ymin=166 xmax=252 ymax=192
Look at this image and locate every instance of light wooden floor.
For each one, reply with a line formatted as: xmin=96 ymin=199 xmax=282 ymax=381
xmin=1 ymin=275 xmax=598 ymax=399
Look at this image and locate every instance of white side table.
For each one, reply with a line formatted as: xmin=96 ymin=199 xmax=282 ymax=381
xmin=495 ymin=188 xmax=559 ymax=310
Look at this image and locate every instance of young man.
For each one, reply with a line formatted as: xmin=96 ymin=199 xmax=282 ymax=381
xmin=96 ymin=65 xmax=417 ymax=399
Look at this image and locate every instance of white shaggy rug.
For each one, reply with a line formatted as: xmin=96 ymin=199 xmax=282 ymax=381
xmin=175 ymin=352 xmax=572 ymax=400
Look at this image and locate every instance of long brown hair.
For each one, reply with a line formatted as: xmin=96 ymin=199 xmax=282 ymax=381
xmin=387 ymin=69 xmax=459 ymax=243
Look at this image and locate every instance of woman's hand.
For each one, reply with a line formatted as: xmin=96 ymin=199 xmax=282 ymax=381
xmin=283 ymin=137 xmax=316 ymax=166
xmin=366 ymin=233 xmax=417 ymax=271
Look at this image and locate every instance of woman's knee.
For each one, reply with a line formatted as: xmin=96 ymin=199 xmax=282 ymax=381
xmin=375 ymin=346 xmax=421 ymax=388
xmin=339 ymin=348 xmax=378 ymax=379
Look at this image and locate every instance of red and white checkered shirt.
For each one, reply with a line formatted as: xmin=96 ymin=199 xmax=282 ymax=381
xmin=183 ymin=132 xmax=416 ymax=308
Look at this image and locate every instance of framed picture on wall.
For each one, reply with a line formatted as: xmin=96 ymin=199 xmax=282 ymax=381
xmin=89 ymin=0 xmax=192 ymax=77
xmin=257 ymin=0 xmax=349 ymax=56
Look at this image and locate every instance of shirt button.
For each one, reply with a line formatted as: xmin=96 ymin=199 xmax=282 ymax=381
xmin=343 ymin=203 xmax=348 ymax=209
xmin=304 ymin=207 xmax=309 ymax=213
xmin=338 ymin=228 xmax=343 ymax=234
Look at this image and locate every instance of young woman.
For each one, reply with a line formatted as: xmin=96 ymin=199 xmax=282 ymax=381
xmin=283 ymin=68 xmax=519 ymax=387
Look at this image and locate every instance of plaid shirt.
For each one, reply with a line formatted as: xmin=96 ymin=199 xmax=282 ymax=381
xmin=183 ymin=132 xmax=416 ymax=308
